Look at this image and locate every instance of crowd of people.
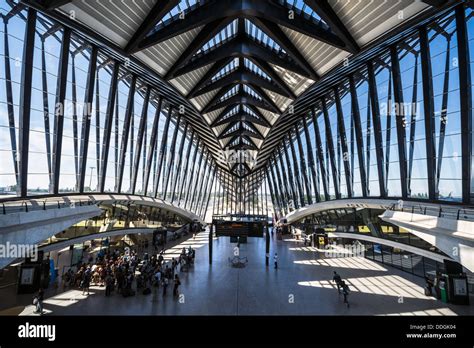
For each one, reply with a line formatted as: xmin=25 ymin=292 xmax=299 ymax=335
xmin=60 ymin=245 xmax=196 ymax=299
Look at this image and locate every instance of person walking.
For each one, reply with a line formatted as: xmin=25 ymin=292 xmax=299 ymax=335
xmin=162 ymin=276 xmax=168 ymax=297
xmin=34 ymin=288 xmax=44 ymax=315
xmin=173 ymin=274 xmax=181 ymax=298
xmin=81 ymin=267 xmax=91 ymax=295
xmin=333 ymin=271 xmax=342 ymax=294
xmin=105 ymin=273 xmax=114 ymax=296
xmin=274 ymin=252 xmax=278 ymax=269
xmin=341 ymin=281 xmax=350 ymax=307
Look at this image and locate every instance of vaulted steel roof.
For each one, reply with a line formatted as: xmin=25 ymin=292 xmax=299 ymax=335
xmin=35 ymin=0 xmax=443 ymax=188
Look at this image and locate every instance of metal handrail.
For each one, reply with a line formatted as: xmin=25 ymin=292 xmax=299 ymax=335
xmin=390 ymin=202 xmax=474 ymax=221
xmin=0 ymin=198 xmax=98 ymax=215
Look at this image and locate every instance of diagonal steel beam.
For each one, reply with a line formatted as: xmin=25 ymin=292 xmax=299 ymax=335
xmin=165 ymin=17 xmax=235 ymax=79
xmin=187 ymin=57 xmax=234 ymax=99
xmin=125 ymin=0 xmax=179 ymax=53
xmin=303 ymin=0 xmax=360 ymax=54
xmin=137 ymin=0 xmax=343 ymax=51
xmin=250 ymin=16 xmax=320 ymax=80
xmin=212 ymin=112 xmax=270 ymax=128
xmin=204 ymin=91 xmax=279 ymax=114
xmin=173 ymin=36 xmax=311 ymax=79
xmin=193 ymin=67 xmax=292 ymax=98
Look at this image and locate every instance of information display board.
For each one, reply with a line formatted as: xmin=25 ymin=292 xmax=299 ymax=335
xmin=215 ymin=221 xmax=264 ymax=237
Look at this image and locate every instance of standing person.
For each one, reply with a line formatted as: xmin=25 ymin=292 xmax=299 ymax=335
xmin=274 ymin=252 xmax=278 ymax=269
xmin=155 ymin=269 xmax=161 ymax=287
xmin=341 ymin=281 xmax=350 ymax=307
xmin=81 ymin=267 xmax=91 ymax=295
xmin=333 ymin=271 xmax=342 ymax=294
xmin=34 ymin=288 xmax=44 ymax=315
xmin=173 ymin=274 xmax=181 ymax=297
xmin=162 ymin=276 xmax=168 ymax=297
xmin=105 ymin=273 xmax=113 ymax=296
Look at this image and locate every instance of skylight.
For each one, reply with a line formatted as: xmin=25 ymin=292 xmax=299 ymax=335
xmin=155 ymin=0 xmax=203 ymax=29
xmin=220 ymin=105 xmax=241 ymax=120
xmin=243 ymin=85 xmax=262 ymax=100
xmin=244 ymin=58 xmax=271 ymax=81
xmin=245 ymin=19 xmax=285 ymax=54
xmin=242 ymin=105 xmax=258 ymax=117
xmin=219 ymin=85 xmax=240 ymax=102
xmin=196 ymin=19 xmax=238 ymax=56
xmin=277 ymin=0 xmax=325 ymax=24
xmin=211 ymin=58 xmax=240 ymax=83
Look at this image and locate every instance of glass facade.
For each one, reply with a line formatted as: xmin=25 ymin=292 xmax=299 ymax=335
xmin=0 ymin=1 xmax=473 ymax=223
xmin=265 ymin=7 xmax=474 ymax=217
xmin=0 ymin=1 xmax=216 ymax=220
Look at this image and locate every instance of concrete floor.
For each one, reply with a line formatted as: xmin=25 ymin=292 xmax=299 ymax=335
xmin=15 ymin=229 xmax=474 ymax=316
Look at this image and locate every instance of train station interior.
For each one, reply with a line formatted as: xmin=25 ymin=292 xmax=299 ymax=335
xmin=0 ymin=0 xmax=474 ymax=323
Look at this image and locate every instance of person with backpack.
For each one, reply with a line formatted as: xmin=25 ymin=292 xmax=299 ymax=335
xmin=173 ymin=274 xmax=181 ymax=297
xmin=333 ymin=271 xmax=342 ymax=294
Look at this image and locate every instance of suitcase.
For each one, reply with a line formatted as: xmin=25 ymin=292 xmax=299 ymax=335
xmin=122 ymin=289 xmax=136 ymax=297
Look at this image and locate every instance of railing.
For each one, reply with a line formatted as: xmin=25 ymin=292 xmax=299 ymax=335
xmin=388 ymin=203 xmax=474 ymax=222
xmin=1 ymin=199 xmax=96 ymax=215
xmin=38 ymin=221 xmax=189 ymax=249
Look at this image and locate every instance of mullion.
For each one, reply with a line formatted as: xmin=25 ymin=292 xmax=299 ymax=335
xmin=78 ymin=47 xmax=98 ymax=192
xmin=17 ymin=8 xmax=37 ymax=197
xmin=295 ymin=122 xmax=312 ymax=205
xmin=289 ymin=131 xmax=305 ymax=206
xmin=99 ymin=61 xmax=120 ymax=192
xmin=162 ymin=112 xmax=181 ymax=200
xmin=281 ymin=144 xmax=299 ymax=208
xmin=40 ymin=39 xmax=53 ymax=189
xmin=131 ymin=86 xmax=151 ymax=194
xmin=334 ymin=86 xmax=353 ymax=197
xmin=302 ymin=115 xmax=319 ymax=202
xmin=182 ymin=139 xmax=201 ymax=206
xmin=455 ymin=5 xmax=473 ymax=204
xmin=143 ymin=96 xmax=163 ymax=195
xmin=170 ymin=122 xmax=189 ymax=202
xmin=390 ymin=45 xmax=409 ymax=198
xmin=419 ymin=27 xmax=437 ymax=200
xmin=187 ymin=149 xmax=205 ymax=210
xmin=321 ymin=97 xmax=341 ymax=199
xmin=311 ymin=107 xmax=330 ymax=200
xmin=177 ymin=131 xmax=196 ymax=204
xmin=349 ymin=75 xmax=368 ymax=197
xmin=116 ymin=74 xmax=136 ymax=193
xmin=367 ymin=60 xmax=387 ymax=197
xmin=3 ymin=18 xmax=19 ymax=186
xmin=153 ymin=105 xmax=172 ymax=197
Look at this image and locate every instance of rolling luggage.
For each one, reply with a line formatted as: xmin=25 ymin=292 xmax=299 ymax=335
xmin=122 ymin=288 xmax=136 ymax=297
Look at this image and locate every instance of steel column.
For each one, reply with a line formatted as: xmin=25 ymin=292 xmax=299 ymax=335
xmin=17 ymin=8 xmax=37 ymax=197
xmin=367 ymin=61 xmax=387 ymax=197
xmin=334 ymin=86 xmax=353 ymax=197
xmin=419 ymin=27 xmax=437 ymax=200
xmin=131 ymin=86 xmax=151 ymax=194
xmin=116 ymin=74 xmax=136 ymax=193
xmin=143 ymin=96 xmax=163 ymax=194
xmin=455 ymin=5 xmax=473 ymax=203
xmin=99 ymin=61 xmax=120 ymax=192
xmin=349 ymin=75 xmax=368 ymax=197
